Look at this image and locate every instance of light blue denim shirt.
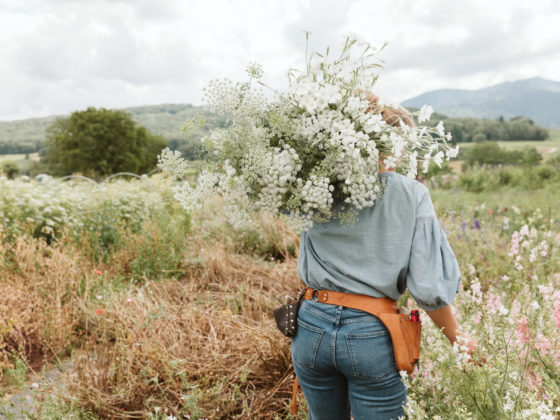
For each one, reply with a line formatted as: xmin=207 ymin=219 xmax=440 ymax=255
xmin=297 ymin=171 xmax=461 ymax=311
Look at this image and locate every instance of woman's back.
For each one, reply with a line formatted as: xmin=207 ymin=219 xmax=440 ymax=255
xmin=298 ymin=171 xmax=461 ymax=311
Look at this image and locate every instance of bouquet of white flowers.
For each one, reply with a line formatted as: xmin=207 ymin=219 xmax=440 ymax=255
xmin=158 ymin=34 xmax=459 ymax=231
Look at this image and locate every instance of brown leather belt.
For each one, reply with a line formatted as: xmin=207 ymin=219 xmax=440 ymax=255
xmin=303 ymin=287 xmax=399 ymax=316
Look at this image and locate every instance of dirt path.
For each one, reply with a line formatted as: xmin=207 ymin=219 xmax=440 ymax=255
xmin=0 ymin=358 xmax=74 ymax=419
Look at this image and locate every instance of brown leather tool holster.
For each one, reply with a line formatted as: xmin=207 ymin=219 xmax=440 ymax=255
xmin=290 ymin=287 xmax=421 ymax=415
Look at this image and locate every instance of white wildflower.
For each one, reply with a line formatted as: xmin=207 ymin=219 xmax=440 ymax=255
xmin=417 ymin=105 xmax=433 ymax=123
xmin=503 ymin=391 xmax=514 ymax=412
xmin=167 ymin=33 xmax=458 ymax=230
xmin=157 ymin=148 xmax=189 ymax=180
xmin=433 ymin=151 xmax=444 ymax=167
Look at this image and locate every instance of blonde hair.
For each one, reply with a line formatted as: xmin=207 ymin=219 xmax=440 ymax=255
xmin=363 ymin=91 xmax=414 ymax=173
xmin=364 ymin=91 xmax=415 ymax=128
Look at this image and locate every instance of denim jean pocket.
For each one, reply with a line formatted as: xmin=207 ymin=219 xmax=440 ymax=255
xmin=291 ymin=318 xmax=325 ymax=368
xmin=345 ymin=330 xmax=397 ymax=380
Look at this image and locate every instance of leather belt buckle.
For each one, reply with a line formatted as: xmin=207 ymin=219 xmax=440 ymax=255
xmin=304 ymin=288 xmax=318 ymax=300
xmin=318 ymin=290 xmax=328 ymax=302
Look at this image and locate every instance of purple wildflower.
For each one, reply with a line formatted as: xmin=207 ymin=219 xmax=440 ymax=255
xmin=473 ymin=218 xmax=481 ymax=229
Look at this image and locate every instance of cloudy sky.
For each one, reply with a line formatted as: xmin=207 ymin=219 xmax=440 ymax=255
xmin=1 ymin=0 xmax=559 ymax=121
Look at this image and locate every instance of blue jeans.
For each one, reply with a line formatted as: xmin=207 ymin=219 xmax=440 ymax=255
xmin=291 ymin=298 xmax=406 ymax=420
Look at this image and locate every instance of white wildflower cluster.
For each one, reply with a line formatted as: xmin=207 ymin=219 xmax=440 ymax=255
xmin=159 ymin=34 xmax=459 ymax=230
xmin=300 ymin=175 xmax=334 ymax=214
xmin=157 ymin=148 xmax=189 ymax=180
xmin=0 ymin=175 xmax=168 ymax=238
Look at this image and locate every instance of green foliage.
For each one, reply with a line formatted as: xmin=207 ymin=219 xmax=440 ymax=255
xmin=457 ymin=164 xmax=560 ymax=193
xmin=124 ymin=209 xmax=191 ymax=281
xmin=42 ymin=107 xmax=167 ymax=177
xmin=2 ymin=355 xmax=28 ymax=389
xmin=463 ymin=142 xmax=542 ymax=168
xmin=1 ymin=161 xmax=19 ymax=179
xmin=37 ymin=396 xmax=97 ymax=420
xmin=547 ymin=151 xmax=560 ymax=168
xmin=423 ymin=160 xmax=454 ymax=179
xmin=406 ymin=109 xmax=550 ymax=143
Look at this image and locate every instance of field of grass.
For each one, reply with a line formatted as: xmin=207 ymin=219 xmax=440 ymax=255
xmin=458 ymin=129 xmax=560 ymax=156
xmin=0 ymin=152 xmax=39 ymax=163
xmin=0 ymin=153 xmax=40 ymax=177
xmin=0 ymin=170 xmax=559 ymax=419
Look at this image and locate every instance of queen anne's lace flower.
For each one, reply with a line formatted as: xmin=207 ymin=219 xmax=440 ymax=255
xmin=158 ymin=34 xmax=458 ymax=231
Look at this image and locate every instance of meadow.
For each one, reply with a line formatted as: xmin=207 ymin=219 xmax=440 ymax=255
xmin=0 ymin=165 xmax=559 ymax=419
xmin=458 ymin=129 xmax=560 ymax=155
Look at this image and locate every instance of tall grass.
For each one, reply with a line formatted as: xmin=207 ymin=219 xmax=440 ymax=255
xmin=1 ymin=168 xmax=559 ymax=418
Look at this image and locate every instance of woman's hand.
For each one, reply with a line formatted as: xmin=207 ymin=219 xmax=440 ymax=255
xmin=457 ymin=331 xmax=486 ymax=366
xmin=425 ymin=306 xmax=485 ymax=366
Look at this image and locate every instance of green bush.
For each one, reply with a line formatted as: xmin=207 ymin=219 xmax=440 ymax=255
xmin=1 ymin=161 xmax=19 ymax=179
xmin=463 ymin=142 xmax=542 ymax=169
xmin=457 ymin=164 xmax=559 ymax=192
xmin=546 ymin=152 xmax=560 ymax=168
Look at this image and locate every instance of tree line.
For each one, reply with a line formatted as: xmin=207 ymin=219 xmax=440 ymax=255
xmin=1 ymin=106 xmax=553 ymax=180
xmin=412 ymin=110 xmax=549 ymax=142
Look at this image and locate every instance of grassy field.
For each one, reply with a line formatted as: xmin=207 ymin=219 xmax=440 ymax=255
xmin=0 ymin=170 xmax=559 ymax=419
xmin=0 ymin=152 xmax=39 ymax=163
xmin=457 ymin=128 xmax=560 ymax=156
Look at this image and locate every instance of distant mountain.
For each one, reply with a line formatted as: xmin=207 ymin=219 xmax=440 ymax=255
xmin=402 ymin=77 xmax=560 ymax=128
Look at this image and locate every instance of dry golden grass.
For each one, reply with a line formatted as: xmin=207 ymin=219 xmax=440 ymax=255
xmin=0 ymin=238 xmax=93 ymax=383
xmin=1 ymin=207 xmax=305 ymax=418
xmin=63 ymin=243 xmax=302 ymax=419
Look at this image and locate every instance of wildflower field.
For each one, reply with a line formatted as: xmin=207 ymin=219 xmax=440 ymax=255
xmin=0 ymin=166 xmax=559 ymax=419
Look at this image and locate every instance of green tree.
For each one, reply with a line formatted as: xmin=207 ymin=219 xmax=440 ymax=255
xmin=1 ymin=161 xmax=20 ymax=179
xmin=42 ymin=107 xmax=167 ymax=177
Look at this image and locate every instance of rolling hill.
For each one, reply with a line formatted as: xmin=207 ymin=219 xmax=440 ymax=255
xmin=0 ymin=104 xmax=215 ymax=157
xmin=402 ymin=77 xmax=560 ymax=129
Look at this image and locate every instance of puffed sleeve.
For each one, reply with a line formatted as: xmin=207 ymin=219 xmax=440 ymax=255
xmin=406 ymin=187 xmax=461 ymax=311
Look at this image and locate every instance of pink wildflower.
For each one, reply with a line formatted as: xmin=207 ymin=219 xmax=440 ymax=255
xmin=540 ymin=241 xmax=549 ymax=257
xmin=126 ymin=297 xmax=133 ymax=303
xmin=538 ymin=285 xmax=553 ymax=295
xmin=510 ymin=300 xmax=521 ymax=315
xmin=509 ymin=231 xmax=520 ymax=257
xmin=516 ymin=316 xmax=530 ymax=344
xmin=486 ymin=293 xmax=502 ymax=314
xmin=407 ymin=298 xmax=413 ymax=310
xmin=529 ymin=247 xmax=538 ymax=262
xmin=470 ymin=280 xmax=483 ymax=304
xmin=95 ymin=309 xmax=103 ymax=315
xmin=534 ymin=333 xmax=552 ymax=356
xmin=554 ymin=297 xmax=560 ymax=331
xmin=527 ymin=372 xmax=543 ymax=390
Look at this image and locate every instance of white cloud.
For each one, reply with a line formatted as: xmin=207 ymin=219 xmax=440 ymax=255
xmin=0 ymin=0 xmax=559 ymax=120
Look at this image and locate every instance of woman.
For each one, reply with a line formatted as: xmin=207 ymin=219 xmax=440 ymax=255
xmin=291 ymin=95 xmax=475 ymax=420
